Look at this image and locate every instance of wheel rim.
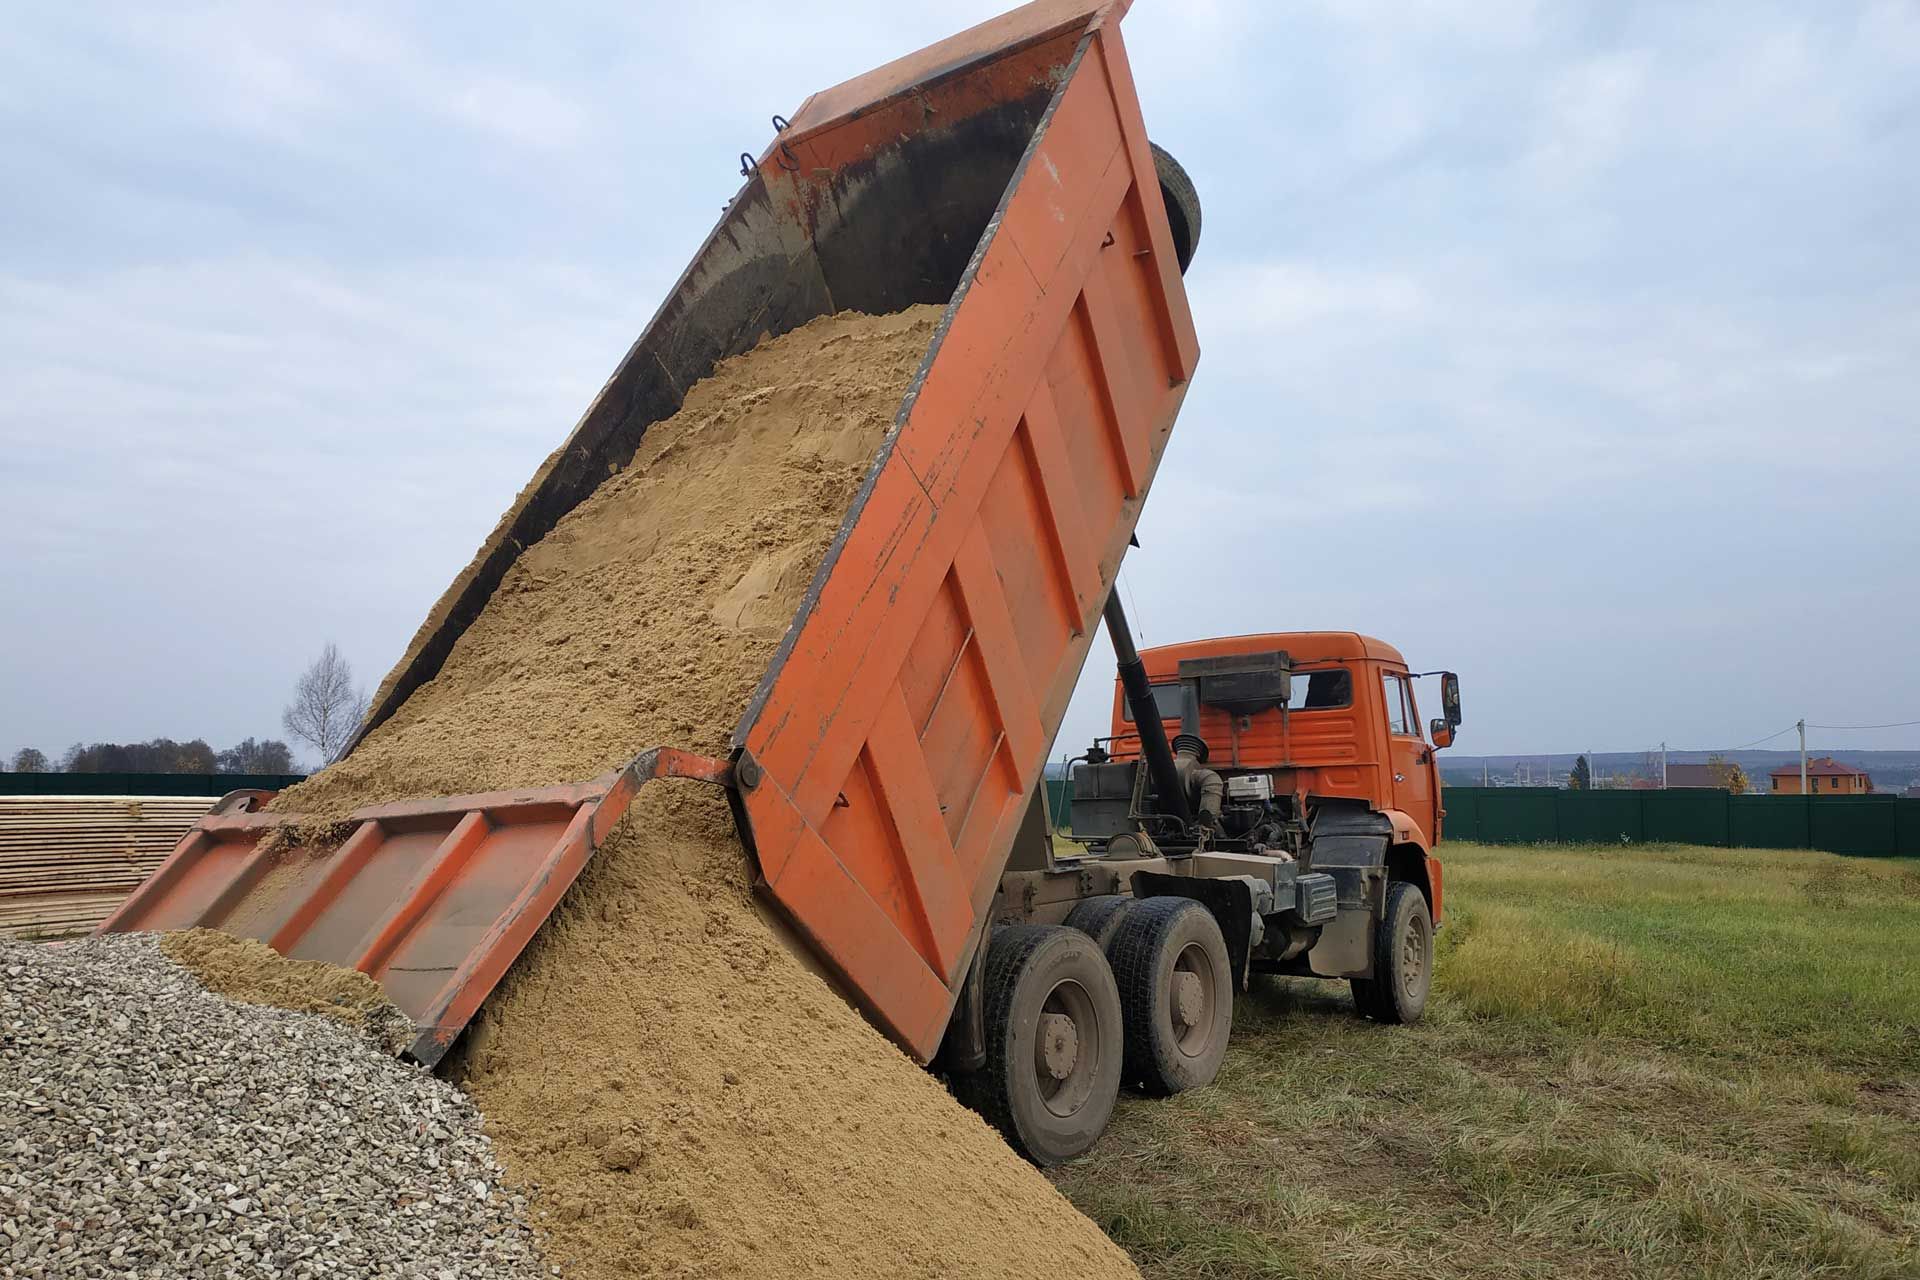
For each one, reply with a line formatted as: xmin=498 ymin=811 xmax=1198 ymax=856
xmin=1168 ymin=940 xmax=1219 ymax=1057
xmin=1399 ymin=909 xmax=1431 ymax=1002
xmin=1032 ymin=978 xmax=1102 ymax=1118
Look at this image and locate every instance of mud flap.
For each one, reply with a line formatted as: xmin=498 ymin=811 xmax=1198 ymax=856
xmin=937 ymin=909 xmax=996 ymax=1075
xmin=1305 ymin=803 xmax=1391 ymax=979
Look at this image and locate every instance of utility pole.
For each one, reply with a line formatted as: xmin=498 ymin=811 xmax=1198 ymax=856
xmin=1660 ymin=741 xmax=1668 ymax=789
xmin=1798 ymin=719 xmax=1807 ymax=795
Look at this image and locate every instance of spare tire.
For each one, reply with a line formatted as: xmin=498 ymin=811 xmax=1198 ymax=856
xmin=1150 ymin=143 xmax=1202 ymax=273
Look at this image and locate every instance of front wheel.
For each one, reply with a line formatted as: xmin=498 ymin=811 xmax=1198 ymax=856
xmin=962 ymin=924 xmax=1124 ymax=1166
xmin=1351 ymin=881 xmax=1432 ymax=1024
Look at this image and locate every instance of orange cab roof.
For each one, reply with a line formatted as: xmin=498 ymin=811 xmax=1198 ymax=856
xmin=1134 ymin=631 xmax=1408 ymax=676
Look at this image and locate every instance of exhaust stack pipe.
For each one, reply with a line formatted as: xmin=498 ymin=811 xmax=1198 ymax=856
xmin=1173 ymin=676 xmax=1223 ymax=831
xmin=1103 ymin=592 xmax=1191 ymax=825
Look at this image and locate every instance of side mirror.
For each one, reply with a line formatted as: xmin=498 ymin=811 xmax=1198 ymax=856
xmin=1430 ymin=719 xmax=1454 ymax=749
xmin=1440 ymin=671 xmax=1462 ymax=727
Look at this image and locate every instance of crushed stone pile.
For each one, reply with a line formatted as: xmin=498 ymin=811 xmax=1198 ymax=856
xmin=271 ymin=308 xmax=1141 ymax=1279
xmin=0 ymin=933 xmax=545 ymax=1280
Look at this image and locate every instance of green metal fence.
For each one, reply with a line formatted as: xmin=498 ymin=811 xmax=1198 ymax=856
xmin=0 ymin=771 xmax=306 ymax=797
xmin=1045 ymin=779 xmax=1072 ymax=830
xmin=1441 ymin=786 xmax=1920 ymax=857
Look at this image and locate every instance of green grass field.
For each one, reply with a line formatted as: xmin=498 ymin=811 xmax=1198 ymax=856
xmin=1051 ymin=842 xmax=1920 ymax=1279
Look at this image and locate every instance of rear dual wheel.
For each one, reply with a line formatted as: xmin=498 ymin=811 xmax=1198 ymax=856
xmin=966 ymin=924 xmax=1123 ymax=1167
xmin=1063 ymin=894 xmax=1133 ymax=949
xmin=1105 ymin=897 xmax=1233 ymax=1096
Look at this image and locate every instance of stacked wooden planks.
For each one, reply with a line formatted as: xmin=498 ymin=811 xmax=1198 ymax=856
xmin=0 ymin=795 xmax=215 ymax=940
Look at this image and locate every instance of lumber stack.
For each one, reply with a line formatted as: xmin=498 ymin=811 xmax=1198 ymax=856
xmin=0 ymin=795 xmax=215 ymax=939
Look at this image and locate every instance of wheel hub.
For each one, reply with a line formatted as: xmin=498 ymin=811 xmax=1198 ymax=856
xmin=1401 ymin=916 xmax=1427 ymax=997
xmin=1171 ymin=970 xmax=1204 ymax=1029
xmin=1038 ymin=1012 xmax=1080 ymax=1080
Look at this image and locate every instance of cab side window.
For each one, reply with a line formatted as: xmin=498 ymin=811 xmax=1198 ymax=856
xmin=1381 ymin=671 xmax=1412 ymax=736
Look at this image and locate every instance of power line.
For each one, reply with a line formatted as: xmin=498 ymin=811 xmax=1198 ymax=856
xmin=1806 ymin=719 xmax=1920 ymax=731
xmin=1726 ymin=723 xmax=1800 ymax=750
xmin=1117 ymin=566 xmax=1146 ymax=643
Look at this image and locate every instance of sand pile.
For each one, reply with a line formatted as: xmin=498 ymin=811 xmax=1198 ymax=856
xmin=161 ymin=927 xmax=413 ymax=1054
xmin=270 ymin=308 xmax=1140 ymax=1279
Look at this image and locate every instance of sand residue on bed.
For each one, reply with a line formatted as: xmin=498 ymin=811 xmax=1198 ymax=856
xmin=160 ymin=927 xmax=411 ymax=1053
xmin=274 ymin=306 xmax=942 ymax=818
xmin=268 ymin=308 xmax=1139 ymax=1279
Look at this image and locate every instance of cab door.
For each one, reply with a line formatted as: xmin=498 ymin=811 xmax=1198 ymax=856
xmin=1379 ymin=670 xmax=1436 ymax=843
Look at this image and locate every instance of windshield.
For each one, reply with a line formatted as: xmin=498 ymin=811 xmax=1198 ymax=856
xmin=1292 ymin=668 xmax=1352 ymax=710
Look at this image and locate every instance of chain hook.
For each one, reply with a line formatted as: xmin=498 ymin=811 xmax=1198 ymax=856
xmin=742 ymin=116 xmax=799 ymax=177
xmin=770 ymin=114 xmax=800 ymax=170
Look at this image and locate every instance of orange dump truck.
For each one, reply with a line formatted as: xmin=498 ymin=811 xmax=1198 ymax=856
xmin=102 ymin=0 xmax=1205 ymax=1162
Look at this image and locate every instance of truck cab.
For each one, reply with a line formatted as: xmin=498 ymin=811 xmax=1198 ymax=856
xmin=1108 ymin=632 xmax=1453 ymax=880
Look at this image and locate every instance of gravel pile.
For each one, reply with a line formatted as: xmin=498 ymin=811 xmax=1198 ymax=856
xmin=0 ymin=934 xmax=548 ymax=1279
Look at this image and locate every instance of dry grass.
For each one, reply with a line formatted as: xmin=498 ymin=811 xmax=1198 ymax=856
xmin=1050 ymin=842 xmax=1920 ymax=1279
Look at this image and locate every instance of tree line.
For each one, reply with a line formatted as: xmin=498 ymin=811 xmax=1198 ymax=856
xmin=6 ymin=643 xmax=369 ymax=778
xmin=9 ymin=737 xmax=298 ymax=776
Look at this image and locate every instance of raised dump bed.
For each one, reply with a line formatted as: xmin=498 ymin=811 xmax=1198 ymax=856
xmin=101 ymin=0 xmax=1198 ymax=1069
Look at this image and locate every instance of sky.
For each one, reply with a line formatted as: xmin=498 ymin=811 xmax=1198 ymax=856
xmin=2 ymin=0 xmax=1917 ymax=772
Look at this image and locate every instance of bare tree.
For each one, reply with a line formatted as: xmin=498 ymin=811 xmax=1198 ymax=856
xmin=282 ymin=643 xmax=369 ymax=764
xmin=8 ymin=747 xmax=48 ymax=773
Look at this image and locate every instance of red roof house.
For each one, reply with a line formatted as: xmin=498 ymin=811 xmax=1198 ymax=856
xmin=1769 ymin=757 xmax=1872 ymax=795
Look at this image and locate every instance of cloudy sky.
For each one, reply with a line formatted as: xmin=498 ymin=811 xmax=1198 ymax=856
xmin=3 ymin=0 xmax=1917 ymax=773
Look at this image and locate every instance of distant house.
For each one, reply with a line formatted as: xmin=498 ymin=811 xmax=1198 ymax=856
xmin=1904 ymin=781 xmax=1920 ymax=799
xmin=1770 ymin=757 xmax=1873 ymax=795
xmin=1664 ymin=764 xmax=1723 ymax=789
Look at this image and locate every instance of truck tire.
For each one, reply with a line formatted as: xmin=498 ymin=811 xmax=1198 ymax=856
xmin=1150 ymin=143 xmax=1202 ymax=273
xmin=1351 ymin=881 xmax=1432 ymax=1025
xmin=1107 ymin=897 xmax=1232 ymax=1095
xmin=1064 ymin=894 xmax=1134 ymax=949
xmin=964 ymin=924 xmax=1123 ymax=1166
